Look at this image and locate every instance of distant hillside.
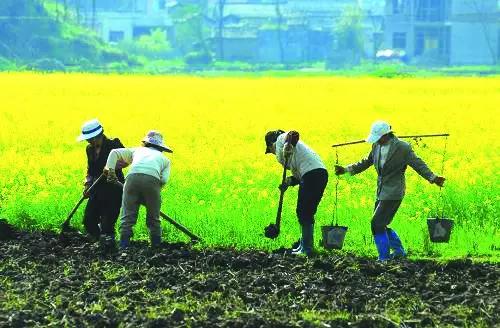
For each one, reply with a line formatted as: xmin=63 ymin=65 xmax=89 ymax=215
xmin=0 ymin=0 xmax=131 ymax=71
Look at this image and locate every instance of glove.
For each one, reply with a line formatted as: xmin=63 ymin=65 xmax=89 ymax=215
xmin=334 ymin=165 xmax=346 ymax=176
xmin=278 ymin=181 xmax=289 ymax=193
xmin=104 ymin=167 xmax=118 ymax=183
xmin=432 ymin=176 xmax=446 ymax=187
xmin=286 ymin=131 xmax=300 ymax=146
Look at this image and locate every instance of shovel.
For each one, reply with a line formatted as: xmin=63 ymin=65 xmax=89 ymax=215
xmin=264 ymin=161 xmax=288 ymax=239
xmin=60 ymin=173 xmax=104 ymax=236
xmin=114 ymin=181 xmax=201 ymax=243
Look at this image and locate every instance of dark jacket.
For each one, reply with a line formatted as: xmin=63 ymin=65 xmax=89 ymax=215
xmin=85 ymin=135 xmax=125 ymax=193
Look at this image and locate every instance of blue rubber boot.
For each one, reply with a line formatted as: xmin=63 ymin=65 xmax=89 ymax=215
xmin=387 ymin=229 xmax=406 ymax=258
xmin=119 ymin=238 xmax=130 ymax=250
xmin=374 ymin=232 xmax=391 ymax=261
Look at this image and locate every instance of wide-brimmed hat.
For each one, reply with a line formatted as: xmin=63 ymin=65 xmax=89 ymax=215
xmin=142 ymin=130 xmax=173 ymax=153
xmin=264 ymin=129 xmax=285 ymax=154
xmin=366 ymin=120 xmax=392 ymax=144
xmin=77 ymin=119 xmax=103 ymax=142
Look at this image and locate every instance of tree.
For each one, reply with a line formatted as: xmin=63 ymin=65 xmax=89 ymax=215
xmin=216 ymin=0 xmax=226 ymax=60
xmin=170 ymin=2 xmax=210 ymax=56
xmin=333 ymin=5 xmax=364 ymax=63
xmin=275 ymin=0 xmax=285 ymax=64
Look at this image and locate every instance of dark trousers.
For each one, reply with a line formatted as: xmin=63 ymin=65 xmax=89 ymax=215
xmin=371 ymin=200 xmax=402 ymax=234
xmin=83 ymin=186 xmax=122 ymax=238
xmin=296 ymin=168 xmax=328 ymax=225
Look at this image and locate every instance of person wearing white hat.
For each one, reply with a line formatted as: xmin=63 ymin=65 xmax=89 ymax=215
xmin=104 ymin=130 xmax=173 ymax=249
xmin=77 ymin=118 xmax=126 ymax=248
xmin=335 ymin=120 xmax=445 ymax=261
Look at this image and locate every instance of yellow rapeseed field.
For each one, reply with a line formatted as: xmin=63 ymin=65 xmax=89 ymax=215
xmin=0 ymin=73 xmax=498 ymax=258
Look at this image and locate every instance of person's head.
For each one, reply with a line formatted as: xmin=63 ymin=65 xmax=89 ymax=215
xmin=77 ymin=118 xmax=105 ymax=147
xmin=142 ymin=130 xmax=173 ymax=153
xmin=265 ymin=129 xmax=285 ymax=155
xmin=366 ymin=120 xmax=393 ymax=145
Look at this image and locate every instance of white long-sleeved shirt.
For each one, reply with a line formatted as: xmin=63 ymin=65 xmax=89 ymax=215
xmin=106 ymin=147 xmax=171 ymax=185
xmin=275 ymin=132 xmax=326 ymax=180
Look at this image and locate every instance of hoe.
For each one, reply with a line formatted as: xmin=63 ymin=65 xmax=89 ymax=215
xmin=114 ymin=181 xmax=201 ymax=243
xmin=264 ymin=162 xmax=287 ymax=239
xmin=60 ymin=173 xmax=104 ymax=238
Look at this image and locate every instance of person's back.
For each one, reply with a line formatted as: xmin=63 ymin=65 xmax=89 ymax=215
xmin=105 ymin=130 xmax=173 ymax=249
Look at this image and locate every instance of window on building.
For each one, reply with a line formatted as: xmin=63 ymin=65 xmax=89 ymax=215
xmin=393 ymin=32 xmax=407 ymax=49
xmin=109 ymin=31 xmax=125 ymax=43
xmin=392 ymin=0 xmax=405 ymax=14
xmin=415 ymin=0 xmax=446 ymax=22
xmin=414 ymin=27 xmax=450 ymax=57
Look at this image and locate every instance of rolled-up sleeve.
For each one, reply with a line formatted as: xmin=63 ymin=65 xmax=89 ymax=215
xmin=106 ymin=148 xmax=134 ymax=170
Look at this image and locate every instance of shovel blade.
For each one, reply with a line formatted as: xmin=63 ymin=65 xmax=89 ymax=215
xmin=264 ymin=223 xmax=280 ymax=239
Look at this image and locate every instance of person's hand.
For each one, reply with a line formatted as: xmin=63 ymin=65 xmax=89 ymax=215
xmin=278 ymin=181 xmax=289 ymax=192
xmin=104 ymin=167 xmax=118 ymax=183
xmin=83 ymin=183 xmax=91 ymax=198
xmin=433 ymin=176 xmax=446 ymax=187
xmin=335 ymin=165 xmax=346 ymax=176
xmin=283 ymin=142 xmax=294 ymax=160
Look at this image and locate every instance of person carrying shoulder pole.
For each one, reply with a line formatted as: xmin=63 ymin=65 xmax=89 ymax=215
xmin=104 ymin=130 xmax=172 ymax=250
xmin=77 ymin=119 xmax=125 ymax=249
xmin=335 ymin=121 xmax=445 ymax=261
xmin=265 ymin=130 xmax=328 ymax=257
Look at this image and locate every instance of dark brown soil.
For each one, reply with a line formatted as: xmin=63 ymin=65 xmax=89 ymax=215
xmin=0 ymin=226 xmax=498 ymax=328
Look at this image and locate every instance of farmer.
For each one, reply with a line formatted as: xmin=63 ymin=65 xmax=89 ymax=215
xmin=265 ymin=130 xmax=328 ymax=256
xmin=77 ymin=118 xmax=125 ymax=248
xmin=104 ymin=130 xmax=172 ymax=249
xmin=335 ymin=120 xmax=445 ymax=261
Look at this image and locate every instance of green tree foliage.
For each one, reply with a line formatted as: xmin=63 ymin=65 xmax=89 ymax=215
xmin=119 ymin=28 xmax=172 ymax=60
xmin=170 ymin=3 xmax=210 ymax=58
xmin=332 ymin=5 xmax=364 ymax=66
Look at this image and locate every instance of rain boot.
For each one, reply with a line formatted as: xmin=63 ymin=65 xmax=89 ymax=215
xmin=291 ymin=238 xmax=302 ymax=252
xmin=151 ymin=234 xmax=162 ymax=248
xmin=374 ymin=232 xmax=390 ymax=261
xmin=100 ymin=234 xmax=116 ymax=253
xmin=119 ymin=237 xmax=130 ymax=250
xmin=293 ymin=223 xmax=314 ymax=257
xmin=387 ymin=229 xmax=406 ymax=258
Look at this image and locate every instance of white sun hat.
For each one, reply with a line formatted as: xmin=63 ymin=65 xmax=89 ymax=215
xmin=142 ymin=130 xmax=173 ymax=153
xmin=77 ymin=119 xmax=104 ymax=142
xmin=366 ymin=120 xmax=392 ymax=144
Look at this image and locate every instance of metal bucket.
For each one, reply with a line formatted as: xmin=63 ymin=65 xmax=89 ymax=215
xmin=427 ymin=218 xmax=454 ymax=243
xmin=321 ymin=225 xmax=348 ymax=250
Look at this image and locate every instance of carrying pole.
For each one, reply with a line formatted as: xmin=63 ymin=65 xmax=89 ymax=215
xmin=332 ymin=133 xmax=450 ymax=148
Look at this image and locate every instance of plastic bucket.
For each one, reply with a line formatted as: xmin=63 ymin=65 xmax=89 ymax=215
xmin=427 ymin=218 xmax=454 ymax=243
xmin=321 ymin=225 xmax=348 ymax=250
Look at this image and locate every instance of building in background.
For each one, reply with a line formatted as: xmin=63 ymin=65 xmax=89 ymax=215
xmin=383 ymin=0 xmax=499 ymax=65
xmin=74 ymin=0 xmax=173 ymax=42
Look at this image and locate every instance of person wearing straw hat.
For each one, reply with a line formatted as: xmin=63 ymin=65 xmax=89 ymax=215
xmin=104 ymin=130 xmax=172 ymax=249
xmin=265 ymin=130 xmax=328 ymax=257
xmin=77 ymin=119 xmax=125 ymax=248
xmin=335 ymin=120 xmax=445 ymax=261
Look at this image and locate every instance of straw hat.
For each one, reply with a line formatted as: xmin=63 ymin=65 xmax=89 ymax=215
xmin=142 ymin=130 xmax=173 ymax=153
